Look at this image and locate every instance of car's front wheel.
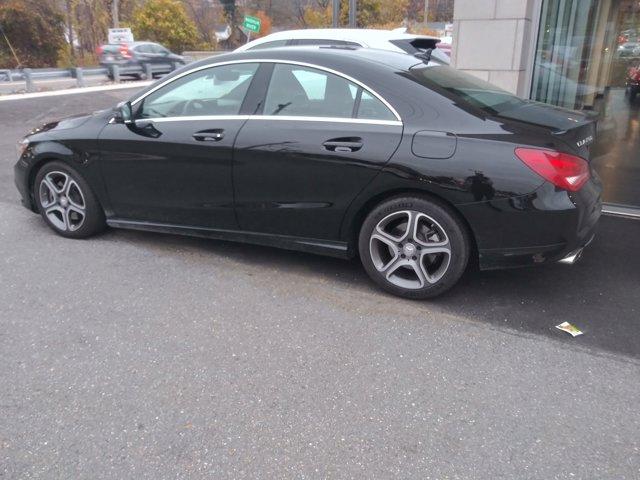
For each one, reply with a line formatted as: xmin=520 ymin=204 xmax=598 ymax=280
xmin=359 ymin=196 xmax=470 ymax=299
xmin=34 ymin=161 xmax=105 ymax=238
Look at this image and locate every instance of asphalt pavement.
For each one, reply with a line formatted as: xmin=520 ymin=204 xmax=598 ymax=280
xmin=1 ymin=89 xmax=639 ymax=479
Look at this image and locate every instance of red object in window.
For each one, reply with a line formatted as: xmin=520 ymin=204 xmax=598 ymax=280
xmin=514 ymin=148 xmax=590 ymax=192
xmin=119 ymin=44 xmax=132 ymax=59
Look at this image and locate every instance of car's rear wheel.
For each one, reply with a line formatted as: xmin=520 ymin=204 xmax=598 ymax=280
xmin=34 ymin=161 xmax=105 ymax=238
xmin=359 ymin=196 xmax=470 ymax=299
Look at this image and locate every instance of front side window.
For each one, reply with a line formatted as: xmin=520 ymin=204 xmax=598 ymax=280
xmin=137 ymin=63 xmax=259 ymax=118
xmin=263 ymin=63 xmax=395 ymax=121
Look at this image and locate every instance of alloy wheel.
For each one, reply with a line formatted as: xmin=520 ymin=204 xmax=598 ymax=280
xmin=369 ymin=210 xmax=452 ymax=289
xmin=38 ymin=171 xmax=86 ymax=232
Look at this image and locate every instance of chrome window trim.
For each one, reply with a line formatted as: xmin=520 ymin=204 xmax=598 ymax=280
xmin=132 ymin=115 xmax=401 ymax=127
xmin=136 ymin=115 xmax=251 ymax=124
xmin=129 ymin=58 xmax=402 ymax=123
xmin=250 ymin=115 xmax=401 ymax=126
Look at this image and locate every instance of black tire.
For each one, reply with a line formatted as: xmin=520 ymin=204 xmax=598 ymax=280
xmin=33 ymin=161 xmax=106 ymax=239
xmin=358 ymin=195 xmax=470 ymax=299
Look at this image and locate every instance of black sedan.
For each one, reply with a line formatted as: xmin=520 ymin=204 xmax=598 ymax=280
xmin=14 ymin=47 xmax=602 ymax=298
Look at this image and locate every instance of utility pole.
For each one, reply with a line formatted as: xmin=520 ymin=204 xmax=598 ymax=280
xmin=112 ymin=0 xmax=119 ymax=28
xmin=348 ymin=0 xmax=356 ymax=27
xmin=332 ymin=0 xmax=339 ymax=28
xmin=424 ymin=0 xmax=429 ymax=23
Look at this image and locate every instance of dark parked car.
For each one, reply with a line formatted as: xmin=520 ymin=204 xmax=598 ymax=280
xmin=14 ymin=47 xmax=602 ymax=298
xmin=98 ymin=41 xmax=185 ymax=79
xmin=626 ymin=63 xmax=640 ymax=101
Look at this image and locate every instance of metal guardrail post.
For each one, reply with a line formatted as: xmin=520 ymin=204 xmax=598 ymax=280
xmin=23 ymin=68 xmax=34 ymax=92
xmin=110 ymin=64 xmax=120 ymax=83
xmin=74 ymin=67 xmax=86 ymax=88
xmin=144 ymin=63 xmax=152 ymax=80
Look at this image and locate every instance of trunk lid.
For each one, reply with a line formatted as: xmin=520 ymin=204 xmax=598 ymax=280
xmin=495 ymin=101 xmax=597 ymax=160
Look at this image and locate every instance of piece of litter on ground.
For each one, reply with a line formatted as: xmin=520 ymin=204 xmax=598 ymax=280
xmin=555 ymin=322 xmax=583 ymax=337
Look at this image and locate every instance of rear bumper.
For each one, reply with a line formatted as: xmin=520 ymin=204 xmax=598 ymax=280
xmin=557 ymin=234 xmax=595 ymax=265
xmin=459 ymin=176 xmax=602 ymax=270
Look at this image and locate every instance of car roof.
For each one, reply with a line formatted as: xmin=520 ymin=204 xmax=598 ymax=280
xmin=193 ymin=45 xmax=423 ymax=72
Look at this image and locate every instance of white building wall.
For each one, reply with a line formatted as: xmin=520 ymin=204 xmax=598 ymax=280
xmin=451 ymin=0 xmax=540 ymax=97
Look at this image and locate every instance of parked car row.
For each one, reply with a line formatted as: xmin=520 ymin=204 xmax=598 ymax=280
xmin=236 ymin=28 xmax=451 ymax=64
xmin=96 ymin=28 xmax=450 ymax=83
xmin=626 ymin=63 xmax=640 ymax=101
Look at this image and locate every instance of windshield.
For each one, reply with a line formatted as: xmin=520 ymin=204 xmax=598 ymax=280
xmin=409 ymin=65 xmax=526 ymax=114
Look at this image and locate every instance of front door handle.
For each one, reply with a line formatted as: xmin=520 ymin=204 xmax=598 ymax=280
xmin=193 ymin=129 xmax=224 ymax=142
xmin=322 ymin=137 xmax=363 ymax=152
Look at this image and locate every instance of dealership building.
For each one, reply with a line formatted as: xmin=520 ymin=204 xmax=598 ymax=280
xmin=451 ymin=0 xmax=640 ymax=215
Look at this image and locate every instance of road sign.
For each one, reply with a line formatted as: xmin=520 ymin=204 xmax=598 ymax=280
xmin=242 ymin=15 xmax=261 ymax=33
xmin=108 ymin=28 xmax=134 ymax=44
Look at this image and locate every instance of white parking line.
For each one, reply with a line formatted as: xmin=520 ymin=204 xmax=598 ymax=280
xmin=0 ymin=82 xmax=153 ymax=102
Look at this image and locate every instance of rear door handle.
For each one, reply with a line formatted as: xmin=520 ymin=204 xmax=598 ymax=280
xmin=322 ymin=137 xmax=363 ymax=152
xmin=193 ymin=129 xmax=224 ymax=142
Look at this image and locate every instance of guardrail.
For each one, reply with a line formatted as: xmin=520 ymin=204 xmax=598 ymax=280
xmin=0 ymin=52 xmax=226 ymax=93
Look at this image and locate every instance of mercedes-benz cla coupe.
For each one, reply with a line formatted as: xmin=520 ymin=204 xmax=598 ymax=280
xmin=14 ymin=47 xmax=602 ymax=298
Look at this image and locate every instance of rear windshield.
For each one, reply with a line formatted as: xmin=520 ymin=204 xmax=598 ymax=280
xmin=409 ymin=65 xmax=526 ymax=114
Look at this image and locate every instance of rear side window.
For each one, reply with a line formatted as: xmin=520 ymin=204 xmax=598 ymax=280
xmin=264 ymin=64 xmax=357 ymax=117
xmin=357 ymin=91 xmax=397 ymax=121
xmin=150 ymin=44 xmax=169 ymax=54
xmin=248 ymin=40 xmax=288 ymax=50
xmin=263 ymin=63 xmax=396 ymax=121
xmin=137 ymin=63 xmax=259 ymax=118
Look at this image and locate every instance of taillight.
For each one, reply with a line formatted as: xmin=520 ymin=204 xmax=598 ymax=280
xmin=514 ymin=147 xmax=590 ymax=192
xmin=119 ymin=44 xmax=131 ymax=59
xmin=96 ymin=45 xmax=103 ymax=55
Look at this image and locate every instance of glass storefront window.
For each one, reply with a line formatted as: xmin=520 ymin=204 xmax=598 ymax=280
xmin=532 ymin=0 xmax=640 ymax=208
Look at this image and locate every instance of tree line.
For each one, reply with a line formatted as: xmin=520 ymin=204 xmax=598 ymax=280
xmin=0 ymin=0 xmax=453 ymax=68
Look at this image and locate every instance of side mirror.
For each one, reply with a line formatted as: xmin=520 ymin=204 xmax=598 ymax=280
xmin=115 ymin=101 xmax=133 ymax=124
